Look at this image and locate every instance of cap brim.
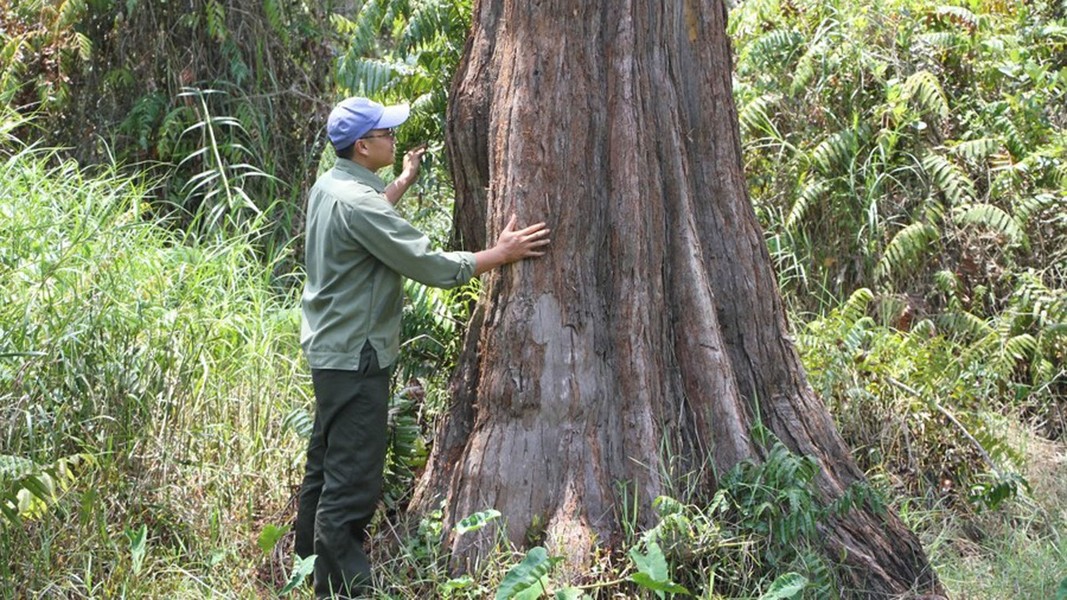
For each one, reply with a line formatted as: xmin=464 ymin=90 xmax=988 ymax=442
xmin=375 ymin=104 xmax=410 ymax=129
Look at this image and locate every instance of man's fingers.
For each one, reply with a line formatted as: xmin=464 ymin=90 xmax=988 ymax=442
xmin=517 ymin=222 xmax=548 ymax=235
xmin=504 ymin=214 xmax=518 ymax=232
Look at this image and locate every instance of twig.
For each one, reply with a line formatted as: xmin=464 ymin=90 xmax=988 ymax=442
xmin=883 ymin=376 xmax=1000 ymax=475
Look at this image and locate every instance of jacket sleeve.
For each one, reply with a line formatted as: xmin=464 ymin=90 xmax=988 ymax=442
xmin=344 ymin=195 xmax=476 ymax=288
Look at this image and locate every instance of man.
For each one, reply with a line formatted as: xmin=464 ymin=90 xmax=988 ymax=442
xmin=295 ymin=96 xmax=550 ymax=598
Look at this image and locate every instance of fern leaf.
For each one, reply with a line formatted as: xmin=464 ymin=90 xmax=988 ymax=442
xmin=939 ymin=310 xmax=993 ymax=340
xmin=903 ymin=70 xmax=949 ymax=120
xmin=991 ymin=113 xmax=1025 ymax=159
xmin=934 ymin=5 xmax=980 ymax=33
xmin=811 ymin=129 xmax=861 ymax=176
xmin=330 ymin=13 xmax=358 ymax=36
xmin=337 ymin=57 xmax=403 ymax=97
xmin=912 ymin=318 xmax=938 ymax=338
xmin=952 ymin=137 xmax=1000 ymax=162
xmin=841 ymin=288 xmax=875 ymax=326
xmin=739 ymin=93 xmax=780 ymax=137
xmin=263 ymin=0 xmax=291 ymax=45
xmin=401 ymin=0 xmax=455 ymax=51
xmin=922 ymin=153 xmax=975 ymax=205
xmin=73 ymin=32 xmax=92 ymax=61
xmin=1003 ymin=334 xmax=1038 ymax=362
xmin=747 ymin=29 xmax=806 ymax=67
xmin=877 ymin=221 xmax=939 ymax=280
xmin=350 ymin=0 xmax=389 ymax=55
xmin=933 ymin=269 xmax=961 ymax=295
xmin=917 ymin=31 xmax=963 ymax=50
xmin=785 ymin=177 xmax=827 ymax=231
xmin=790 ymin=32 xmax=831 ymax=95
xmin=951 ymin=203 xmax=1026 ymax=246
xmin=57 ymin=0 xmax=86 ymax=28
xmin=205 ymin=0 xmax=227 ymax=42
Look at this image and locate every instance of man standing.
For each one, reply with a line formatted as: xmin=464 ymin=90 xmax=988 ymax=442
xmin=295 ymin=96 xmax=550 ymax=598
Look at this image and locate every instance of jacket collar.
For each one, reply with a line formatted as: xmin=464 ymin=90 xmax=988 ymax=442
xmin=334 ymin=158 xmax=386 ymax=193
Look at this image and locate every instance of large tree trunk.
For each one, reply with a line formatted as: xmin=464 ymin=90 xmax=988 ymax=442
xmin=412 ymin=0 xmax=944 ymax=596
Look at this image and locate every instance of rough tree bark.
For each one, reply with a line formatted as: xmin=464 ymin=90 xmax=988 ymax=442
xmin=411 ymin=0 xmax=944 ymax=596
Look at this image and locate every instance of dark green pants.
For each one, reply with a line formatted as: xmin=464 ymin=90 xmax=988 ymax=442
xmin=295 ymin=343 xmax=391 ymax=598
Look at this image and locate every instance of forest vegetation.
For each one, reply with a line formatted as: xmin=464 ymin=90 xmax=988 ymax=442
xmin=1 ymin=0 xmax=1064 ymax=598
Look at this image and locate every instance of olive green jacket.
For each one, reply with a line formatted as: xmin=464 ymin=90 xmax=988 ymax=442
xmin=300 ymin=159 xmax=475 ymax=370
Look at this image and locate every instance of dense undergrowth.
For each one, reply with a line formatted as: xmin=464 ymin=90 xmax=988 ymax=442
xmin=2 ymin=0 xmax=1066 ymax=598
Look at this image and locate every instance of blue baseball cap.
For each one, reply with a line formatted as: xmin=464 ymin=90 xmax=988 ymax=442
xmin=327 ymin=97 xmax=410 ymax=150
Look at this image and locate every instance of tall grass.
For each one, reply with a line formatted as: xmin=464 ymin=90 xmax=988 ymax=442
xmin=0 ymin=121 xmax=310 ymax=597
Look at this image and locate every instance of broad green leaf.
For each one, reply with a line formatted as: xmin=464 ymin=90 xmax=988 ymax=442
xmin=456 ymin=508 xmax=502 ymax=534
xmin=554 ymin=587 xmax=587 ymax=600
xmin=495 ymin=547 xmax=559 ymax=600
xmin=280 ymin=554 xmax=316 ymax=595
xmin=629 ymin=542 xmax=689 ymax=597
xmin=631 ymin=572 xmax=691 ymax=595
xmin=127 ymin=524 xmax=147 ymax=575
xmin=440 ymin=575 xmax=474 ymax=593
xmin=257 ymin=523 xmax=289 ymax=555
xmin=514 ymin=578 xmax=550 ymax=600
xmin=629 ymin=540 xmax=669 ymax=582
xmin=758 ymin=572 xmax=808 ymax=600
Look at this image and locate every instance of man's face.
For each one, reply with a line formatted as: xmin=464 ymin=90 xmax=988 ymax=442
xmin=357 ymin=128 xmax=396 ymax=170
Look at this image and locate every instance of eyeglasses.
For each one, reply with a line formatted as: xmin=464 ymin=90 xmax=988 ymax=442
xmin=359 ymin=129 xmax=395 ymax=140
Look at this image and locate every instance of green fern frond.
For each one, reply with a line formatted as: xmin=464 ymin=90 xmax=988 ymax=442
xmin=73 ymin=32 xmax=92 ymax=61
xmin=917 ymin=31 xmax=963 ymax=50
xmin=746 ymin=29 xmax=806 ymax=67
xmin=961 ymin=413 xmax=1024 ymax=467
xmin=785 ymin=177 xmax=828 ymax=231
xmin=790 ymin=46 xmax=820 ymax=94
xmin=992 ymin=113 xmax=1026 ymax=159
xmin=903 ymin=70 xmax=949 ymax=120
xmin=922 ymin=153 xmax=975 ymax=205
xmin=1003 ymin=333 xmax=1038 ymax=363
xmin=952 ymin=137 xmax=1000 ymax=162
xmin=282 ymin=408 xmax=313 ymax=439
xmin=934 ymin=5 xmax=980 ymax=32
xmin=263 ymin=0 xmax=291 ymax=45
xmin=401 ymin=0 xmax=465 ymax=51
xmin=350 ymin=0 xmax=389 ymax=55
xmin=205 ymin=0 xmax=228 ymax=42
xmin=811 ymin=129 xmax=862 ymax=176
xmin=103 ymin=67 xmax=134 ymax=90
xmin=1012 ymin=272 xmax=1067 ymax=327
xmin=933 ymin=269 xmax=961 ymax=295
xmin=337 ymin=57 xmax=404 ymax=97
xmin=938 ymin=310 xmax=993 ymax=340
xmin=57 ymin=0 xmax=87 ymax=28
xmin=841 ymin=288 xmax=875 ymax=326
xmin=912 ymin=318 xmax=938 ymax=338
xmin=222 ymin=40 xmax=250 ymax=86
xmin=844 ymin=316 xmax=875 ymax=352
xmin=119 ymin=92 xmax=167 ymax=150
xmin=330 ymin=13 xmax=358 ymax=36
xmin=739 ymin=93 xmax=780 ymax=137
xmin=0 ymin=455 xmax=36 ymax=483
xmin=877 ymin=221 xmax=939 ymax=280
xmin=951 ymin=203 xmax=1027 ymax=246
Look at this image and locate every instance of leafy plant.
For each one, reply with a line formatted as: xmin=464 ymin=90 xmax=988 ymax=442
xmin=495 ymin=546 xmax=559 ymax=600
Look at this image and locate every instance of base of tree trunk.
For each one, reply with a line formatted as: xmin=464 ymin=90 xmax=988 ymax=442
xmin=412 ymin=1 xmax=945 ymax=597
